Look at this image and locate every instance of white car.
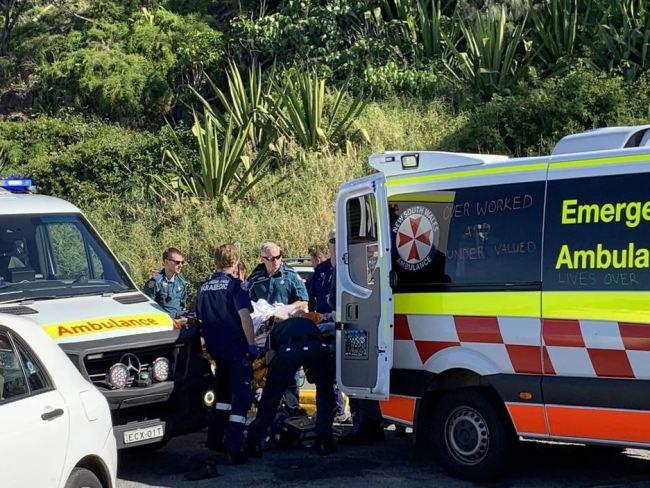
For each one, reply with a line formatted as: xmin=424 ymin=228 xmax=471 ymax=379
xmin=0 ymin=313 xmax=117 ymax=488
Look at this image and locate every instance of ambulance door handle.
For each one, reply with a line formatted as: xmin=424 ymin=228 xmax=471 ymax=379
xmin=346 ymin=303 xmax=358 ymax=321
xmin=389 ymin=270 xmax=398 ymax=289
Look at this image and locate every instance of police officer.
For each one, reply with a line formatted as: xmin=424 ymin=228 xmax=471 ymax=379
xmin=143 ymin=247 xmax=188 ymax=323
xmin=248 ymin=242 xmax=308 ymax=310
xmin=193 ymin=244 xmax=257 ymax=473
xmin=246 ymin=317 xmax=337 ymax=457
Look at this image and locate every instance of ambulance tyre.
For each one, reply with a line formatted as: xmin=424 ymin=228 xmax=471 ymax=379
xmin=430 ymin=388 xmax=514 ymax=481
xmin=64 ymin=467 xmax=103 ymax=488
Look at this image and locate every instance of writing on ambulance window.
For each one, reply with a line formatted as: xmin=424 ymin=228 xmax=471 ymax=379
xmin=544 ymin=172 xmax=650 ymax=291
xmin=389 ymin=181 xmax=544 ymax=288
xmin=0 ymin=331 xmax=29 ymax=403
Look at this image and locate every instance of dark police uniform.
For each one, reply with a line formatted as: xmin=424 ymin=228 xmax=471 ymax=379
xmin=248 ymin=263 xmax=308 ymax=305
xmin=247 ymin=317 xmax=336 ymax=448
xmin=143 ymin=270 xmax=188 ymax=318
xmin=195 ymin=272 xmax=254 ymax=455
xmin=308 ymin=259 xmax=334 ymax=315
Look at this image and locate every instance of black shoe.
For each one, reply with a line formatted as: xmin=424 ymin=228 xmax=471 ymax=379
xmin=185 ymin=458 xmax=219 ymax=480
xmin=246 ymin=442 xmax=263 ymax=458
xmin=314 ymin=437 xmax=337 ymax=456
xmin=223 ymin=450 xmax=248 ymax=465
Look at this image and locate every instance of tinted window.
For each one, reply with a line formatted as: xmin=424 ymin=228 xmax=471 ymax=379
xmin=16 ymin=342 xmax=49 ymax=393
xmin=544 ymin=173 xmax=650 ymax=291
xmin=390 ymin=182 xmax=545 ymax=288
xmin=347 ymin=194 xmax=378 ymax=244
xmin=0 ymin=332 xmax=28 ymax=402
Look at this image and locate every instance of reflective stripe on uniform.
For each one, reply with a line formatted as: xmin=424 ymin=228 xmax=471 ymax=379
xmin=229 ymin=415 xmax=247 ymax=424
xmin=215 ymin=403 xmax=232 ymax=411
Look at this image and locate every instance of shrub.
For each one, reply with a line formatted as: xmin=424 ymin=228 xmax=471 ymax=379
xmin=451 ymin=67 xmax=638 ymax=156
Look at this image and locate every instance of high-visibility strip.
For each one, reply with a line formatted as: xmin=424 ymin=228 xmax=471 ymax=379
xmin=552 ymin=153 xmax=650 ymax=171
xmin=215 ymin=403 xmax=232 ymax=411
xmin=42 ymin=312 xmax=172 ymax=339
xmin=380 ymin=395 xmax=416 ymax=424
xmin=387 ymin=163 xmax=548 ymax=188
xmin=543 ymin=291 xmax=650 ymax=323
xmin=506 ymin=403 xmax=547 ymax=435
xmin=547 ymin=405 xmax=650 ymax=443
xmin=229 ymin=415 xmax=247 ymax=424
xmin=389 ymin=192 xmax=456 ymax=203
xmin=394 ymin=292 xmax=540 ymax=317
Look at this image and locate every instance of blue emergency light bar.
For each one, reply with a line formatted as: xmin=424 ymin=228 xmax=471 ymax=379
xmin=0 ymin=177 xmax=36 ymax=193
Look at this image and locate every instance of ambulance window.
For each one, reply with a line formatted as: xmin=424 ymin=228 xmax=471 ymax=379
xmin=347 ymin=194 xmax=378 ymax=244
xmin=47 ymin=222 xmax=91 ymax=281
xmin=544 ymin=172 xmax=650 ymax=291
xmin=390 ymin=181 xmax=545 ymax=289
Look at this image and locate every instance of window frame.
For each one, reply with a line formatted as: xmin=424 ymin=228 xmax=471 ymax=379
xmin=0 ymin=326 xmax=54 ymax=406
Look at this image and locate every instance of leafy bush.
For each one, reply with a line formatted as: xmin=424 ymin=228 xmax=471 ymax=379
xmin=451 ymin=68 xmax=640 ymax=156
xmin=364 ymin=61 xmax=438 ymax=98
xmin=0 ymin=116 xmax=174 ymax=204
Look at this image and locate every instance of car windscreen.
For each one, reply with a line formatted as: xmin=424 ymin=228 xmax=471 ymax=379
xmin=0 ymin=213 xmax=135 ymax=302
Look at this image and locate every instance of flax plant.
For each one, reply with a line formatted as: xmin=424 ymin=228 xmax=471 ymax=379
xmin=531 ymin=0 xmax=580 ymax=74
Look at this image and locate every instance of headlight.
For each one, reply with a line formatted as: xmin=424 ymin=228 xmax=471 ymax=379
xmin=108 ymin=363 xmax=128 ymax=389
xmin=152 ymin=357 xmax=170 ymax=382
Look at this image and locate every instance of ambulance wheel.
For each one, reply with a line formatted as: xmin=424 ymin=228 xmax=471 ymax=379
xmin=64 ymin=467 xmax=103 ymax=488
xmin=430 ymin=388 xmax=514 ymax=481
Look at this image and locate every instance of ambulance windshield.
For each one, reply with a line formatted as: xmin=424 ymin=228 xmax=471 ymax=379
xmin=0 ymin=213 xmax=134 ymax=302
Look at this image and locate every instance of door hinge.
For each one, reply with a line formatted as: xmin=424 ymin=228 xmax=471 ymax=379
xmin=342 ymin=252 xmax=349 ymax=265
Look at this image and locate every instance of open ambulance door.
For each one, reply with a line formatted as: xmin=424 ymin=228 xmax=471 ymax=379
xmin=335 ymin=175 xmax=393 ymax=400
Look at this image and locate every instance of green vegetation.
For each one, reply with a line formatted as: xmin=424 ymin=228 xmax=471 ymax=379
xmin=1 ymin=0 xmax=649 ymax=289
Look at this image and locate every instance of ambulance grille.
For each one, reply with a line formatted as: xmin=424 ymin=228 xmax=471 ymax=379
xmin=0 ymin=306 xmax=38 ymax=315
xmin=84 ymin=345 xmax=176 ymax=388
xmin=112 ymin=294 xmax=149 ymax=305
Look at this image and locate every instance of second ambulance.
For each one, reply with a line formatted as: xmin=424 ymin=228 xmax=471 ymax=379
xmin=335 ymin=125 xmax=650 ymax=479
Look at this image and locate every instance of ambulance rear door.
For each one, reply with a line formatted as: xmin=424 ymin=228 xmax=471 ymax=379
xmin=335 ymin=175 xmax=393 ymax=399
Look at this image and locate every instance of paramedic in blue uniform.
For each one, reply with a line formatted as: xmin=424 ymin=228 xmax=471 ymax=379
xmin=143 ymin=247 xmax=188 ymax=324
xmin=194 ymin=244 xmax=257 ymax=468
xmin=246 ymin=316 xmax=337 ymax=457
xmin=248 ymin=242 xmax=309 ymax=310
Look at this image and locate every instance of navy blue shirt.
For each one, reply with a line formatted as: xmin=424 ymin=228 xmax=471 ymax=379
xmin=195 ymin=272 xmax=252 ymax=358
xmin=308 ymin=260 xmax=334 ymax=314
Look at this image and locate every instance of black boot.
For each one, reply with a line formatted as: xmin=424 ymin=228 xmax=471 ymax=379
xmin=314 ymin=436 xmax=337 ymax=456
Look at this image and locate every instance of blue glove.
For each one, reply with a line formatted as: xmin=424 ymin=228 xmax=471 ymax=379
xmin=248 ymin=345 xmax=260 ymax=360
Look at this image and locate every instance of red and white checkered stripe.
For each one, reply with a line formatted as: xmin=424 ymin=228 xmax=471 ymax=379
xmin=394 ymin=314 xmax=650 ymax=379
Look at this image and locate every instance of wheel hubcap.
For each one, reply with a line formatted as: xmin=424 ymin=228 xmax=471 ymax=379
xmin=444 ymin=406 xmax=489 ymax=466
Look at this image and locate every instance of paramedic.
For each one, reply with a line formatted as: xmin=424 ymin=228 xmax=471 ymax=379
xmin=248 ymin=242 xmax=308 ymax=311
xmin=143 ymin=247 xmax=188 ymax=324
xmin=308 ymin=231 xmax=335 ymax=317
xmin=246 ymin=317 xmax=337 ymax=457
xmin=193 ymin=244 xmax=257 ymax=470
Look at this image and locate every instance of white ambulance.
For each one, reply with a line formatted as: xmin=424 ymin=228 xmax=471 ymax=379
xmin=335 ymin=126 xmax=650 ymax=479
xmin=0 ymin=179 xmax=212 ymax=449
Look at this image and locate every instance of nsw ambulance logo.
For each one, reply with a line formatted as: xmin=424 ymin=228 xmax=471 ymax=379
xmin=393 ymin=205 xmax=439 ymax=271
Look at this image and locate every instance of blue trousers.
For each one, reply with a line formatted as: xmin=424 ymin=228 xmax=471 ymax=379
xmin=207 ymin=353 xmax=253 ymax=454
xmin=248 ymin=341 xmax=335 ymax=444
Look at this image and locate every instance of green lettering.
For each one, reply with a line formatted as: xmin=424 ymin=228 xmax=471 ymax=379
xmin=561 ymin=200 xmax=577 ymax=224
xmin=555 ymin=245 xmax=574 ymax=269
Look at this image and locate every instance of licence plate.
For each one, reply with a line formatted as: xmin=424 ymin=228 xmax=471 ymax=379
xmin=123 ymin=424 xmax=164 ymax=445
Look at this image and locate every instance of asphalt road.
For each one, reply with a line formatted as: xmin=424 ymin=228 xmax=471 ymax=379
xmin=117 ymin=429 xmax=650 ymax=488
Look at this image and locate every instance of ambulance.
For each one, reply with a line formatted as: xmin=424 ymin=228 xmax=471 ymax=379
xmin=0 ymin=179 xmax=212 ymax=449
xmin=334 ymin=126 xmax=650 ymax=479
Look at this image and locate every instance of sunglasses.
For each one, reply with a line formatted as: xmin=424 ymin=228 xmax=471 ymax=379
xmin=166 ymin=258 xmax=185 ymax=265
xmin=328 ymin=238 xmax=336 ymax=244
xmin=262 ymin=255 xmax=282 ymax=262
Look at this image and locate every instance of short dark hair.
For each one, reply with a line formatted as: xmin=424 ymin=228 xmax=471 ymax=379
xmin=163 ymin=247 xmax=183 ymax=261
